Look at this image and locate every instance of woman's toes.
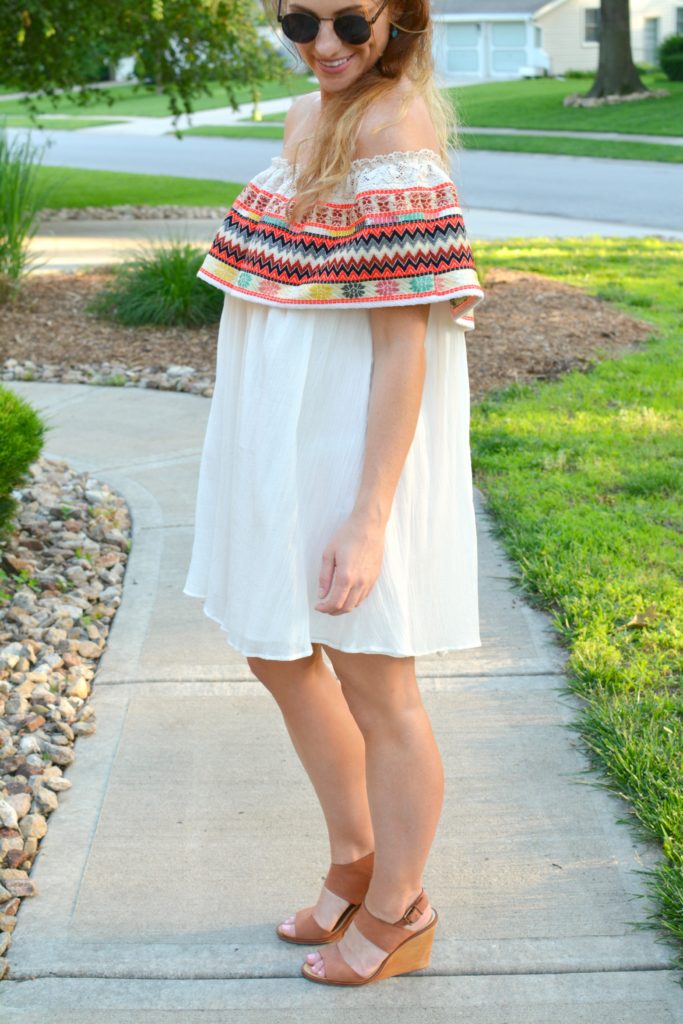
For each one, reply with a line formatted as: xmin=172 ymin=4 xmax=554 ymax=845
xmin=305 ymin=950 xmax=325 ymax=976
xmin=305 ymin=949 xmax=325 ymax=975
xmin=279 ymin=917 xmax=295 ymax=935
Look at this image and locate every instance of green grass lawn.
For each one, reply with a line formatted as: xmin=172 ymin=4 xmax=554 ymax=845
xmin=0 ymin=116 xmax=127 ymax=130
xmin=469 ymin=235 xmax=683 ymax=965
xmin=174 ymin=121 xmax=683 ymax=162
xmin=176 ymin=124 xmax=286 ymax=140
xmin=236 ymin=70 xmax=682 ymax=138
xmin=4 ymin=69 xmax=679 ymax=140
xmin=35 ymin=167 xmax=242 ymax=209
xmin=451 ymin=72 xmax=683 ymax=135
xmin=463 ymin=132 xmax=683 ymax=163
xmin=0 ymin=73 xmax=318 ymax=119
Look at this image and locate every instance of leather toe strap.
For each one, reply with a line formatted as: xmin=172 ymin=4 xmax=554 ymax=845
xmin=318 ymin=940 xmax=368 ymax=983
xmin=294 ymin=905 xmax=332 ymax=940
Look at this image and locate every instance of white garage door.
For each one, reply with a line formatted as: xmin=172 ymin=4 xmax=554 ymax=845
xmin=445 ymin=22 xmax=481 ymax=74
xmin=491 ymin=21 xmax=527 ymax=74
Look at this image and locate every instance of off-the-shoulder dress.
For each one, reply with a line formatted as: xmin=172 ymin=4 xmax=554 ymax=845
xmin=183 ymin=147 xmax=485 ymax=660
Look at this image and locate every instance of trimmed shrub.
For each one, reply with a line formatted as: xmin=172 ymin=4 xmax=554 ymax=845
xmin=87 ymin=239 xmax=224 ymax=328
xmin=0 ymin=385 xmax=46 ymax=540
xmin=659 ymin=35 xmax=683 ymax=81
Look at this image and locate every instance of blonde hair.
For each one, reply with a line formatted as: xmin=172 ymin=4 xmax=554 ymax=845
xmin=263 ymin=1 xmax=459 ymax=223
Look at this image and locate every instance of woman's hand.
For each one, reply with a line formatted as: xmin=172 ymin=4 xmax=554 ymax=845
xmin=315 ymin=513 xmax=386 ymax=615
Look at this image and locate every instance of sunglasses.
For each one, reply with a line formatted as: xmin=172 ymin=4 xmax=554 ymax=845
xmin=277 ymin=0 xmax=391 ymax=45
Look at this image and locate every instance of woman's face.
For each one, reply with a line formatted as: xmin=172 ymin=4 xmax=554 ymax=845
xmin=284 ymin=1 xmax=393 ymax=94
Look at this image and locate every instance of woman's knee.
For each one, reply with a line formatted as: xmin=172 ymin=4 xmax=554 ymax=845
xmin=323 ymin=648 xmax=422 ymax=735
xmin=246 ymin=644 xmax=324 ymax=694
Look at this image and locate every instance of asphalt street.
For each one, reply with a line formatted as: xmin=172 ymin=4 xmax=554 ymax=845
xmin=11 ymin=127 xmax=683 ymax=234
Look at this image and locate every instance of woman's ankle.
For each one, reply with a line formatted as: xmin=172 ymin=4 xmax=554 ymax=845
xmin=329 ymin=840 xmax=375 ymax=864
xmin=363 ymin=883 xmax=425 ymax=923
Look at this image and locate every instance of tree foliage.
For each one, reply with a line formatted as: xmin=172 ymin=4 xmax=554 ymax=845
xmin=0 ymin=0 xmax=288 ymax=123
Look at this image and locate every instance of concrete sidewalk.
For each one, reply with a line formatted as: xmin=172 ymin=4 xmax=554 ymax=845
xmin=20 ymin=94 xmax=683 ymax=147
xmin=1 ymin=380 xmax=682 ymax=1022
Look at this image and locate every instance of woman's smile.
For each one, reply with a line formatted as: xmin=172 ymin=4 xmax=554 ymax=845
xmin=316 ymin=54 xmax=355 ymax=74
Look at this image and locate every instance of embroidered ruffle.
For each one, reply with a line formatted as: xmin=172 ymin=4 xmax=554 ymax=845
xmin=197 ymin=148 xmax=485 ymax=331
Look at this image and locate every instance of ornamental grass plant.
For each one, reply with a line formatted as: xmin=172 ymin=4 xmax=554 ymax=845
xmin=87 ymin=240 xmax=224 ymax=328
xmin=0 ymin=125 xmax=50 ymax=304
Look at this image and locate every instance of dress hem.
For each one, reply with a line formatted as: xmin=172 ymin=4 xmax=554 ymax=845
xmin=183 ymin=586 xmax=482 ymax=662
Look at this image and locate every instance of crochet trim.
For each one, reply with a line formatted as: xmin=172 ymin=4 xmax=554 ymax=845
xmin=272 ymin=147 xmax=448 ymax=173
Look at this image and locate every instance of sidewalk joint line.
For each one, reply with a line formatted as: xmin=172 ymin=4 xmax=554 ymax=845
xmin=7 ymin=964 xmax=678 ymax=981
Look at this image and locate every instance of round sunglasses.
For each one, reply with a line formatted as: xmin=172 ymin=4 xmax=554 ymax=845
xmin=277 ymin=0 xmax=391 ymax=45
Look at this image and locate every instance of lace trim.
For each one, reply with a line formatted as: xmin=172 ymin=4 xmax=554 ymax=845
xmin=272 ymin=147 xmax=445 ymax=172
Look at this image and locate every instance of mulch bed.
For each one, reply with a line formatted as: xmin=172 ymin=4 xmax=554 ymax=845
xmin=0 ymin=269 xmax=655 ymax=402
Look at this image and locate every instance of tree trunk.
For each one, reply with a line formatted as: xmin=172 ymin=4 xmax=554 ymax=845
xmin=585 ymin=0 xmax=647 ymax=97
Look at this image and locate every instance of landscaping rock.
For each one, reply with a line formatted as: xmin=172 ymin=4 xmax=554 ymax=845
xmin=0 ymin=457 xmax=131 ymax=973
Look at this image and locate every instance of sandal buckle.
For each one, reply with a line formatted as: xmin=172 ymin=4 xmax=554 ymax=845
xmin=401 ymin=899 xmax=423 ymax=924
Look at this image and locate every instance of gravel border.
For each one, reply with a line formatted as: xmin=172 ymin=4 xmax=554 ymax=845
xmin=38 ymin=205 xmax=227 ymax=222
xmin=0 ymin=457 xmax=132 ymax=981
xmin=1 ymin=359 xmax=214 ymax=398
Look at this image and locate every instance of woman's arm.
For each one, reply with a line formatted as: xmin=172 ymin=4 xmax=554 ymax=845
xmin=315 ymin=303 xmax=430 ymax=616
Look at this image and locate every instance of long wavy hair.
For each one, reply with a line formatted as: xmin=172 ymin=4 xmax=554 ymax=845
xmin=262 ymin=1 xmax=459 ymax=223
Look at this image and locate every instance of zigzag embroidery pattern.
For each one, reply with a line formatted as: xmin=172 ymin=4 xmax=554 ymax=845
xmin=197 ymin=165 xmax=485 ymax=331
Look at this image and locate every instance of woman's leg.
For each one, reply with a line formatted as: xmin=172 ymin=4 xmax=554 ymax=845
xmin=246 ymin=643 xmax=374 ymax=933
xmin=305 ymin=645 xmax=444 ymax=978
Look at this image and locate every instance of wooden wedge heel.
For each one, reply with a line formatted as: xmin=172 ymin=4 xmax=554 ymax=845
xmin=301 ymin=887 xmax=438 ymax=985
xmin=276 ymin=850 xmax=374 ymax=945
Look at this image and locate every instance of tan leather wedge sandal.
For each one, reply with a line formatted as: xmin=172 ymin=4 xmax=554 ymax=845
xmin=300 ymin=887 xmax=438 ymax=985
xmin=275 ymin=850 xmax=374 ymax=945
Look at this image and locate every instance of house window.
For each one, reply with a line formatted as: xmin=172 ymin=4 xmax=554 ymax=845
xmin=534 ymin=25 xmax=542 ymax=47
xmin=585 ymin=8 xmax=601 ymax=43
xmin=644 ymin=17 xmax=660 ymax=62
xmin=677 ymin=7 xmax=683 ymax=34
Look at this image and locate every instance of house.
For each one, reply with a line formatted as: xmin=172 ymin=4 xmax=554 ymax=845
xmin=431 ymin=0 xmax=683 ymax=80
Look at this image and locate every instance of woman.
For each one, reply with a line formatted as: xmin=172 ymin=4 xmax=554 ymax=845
xmin=183 ymin=0 xmax=485 ymax=986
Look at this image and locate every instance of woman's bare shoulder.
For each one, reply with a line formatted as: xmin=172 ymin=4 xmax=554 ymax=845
xmin=354 ymin=84 xmax=439 ymax=160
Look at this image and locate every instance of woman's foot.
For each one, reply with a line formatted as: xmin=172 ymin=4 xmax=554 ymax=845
xmin=304 ymin=889 xmax=433 ymax=978
xmin=276 ymin=850 xmax=374 ymax=944
xmin=279 ymin=885 xmax=357 ymax=938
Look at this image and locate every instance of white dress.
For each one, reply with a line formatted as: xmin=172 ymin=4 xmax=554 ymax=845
xmin=183 ymin=149 xmax=485 ymax=661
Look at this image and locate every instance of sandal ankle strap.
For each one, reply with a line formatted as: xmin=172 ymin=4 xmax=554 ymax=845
xmin=353 ymin=888 xmax=430 ymax=954
xmin=397 ymin=888 xmax=429 ymax=925
xmin=324 ymin=851 xmax=374 ymax=904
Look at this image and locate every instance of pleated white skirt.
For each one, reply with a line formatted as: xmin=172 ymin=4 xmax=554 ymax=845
xmin=183 ymin=292 xmax=481 ymax=661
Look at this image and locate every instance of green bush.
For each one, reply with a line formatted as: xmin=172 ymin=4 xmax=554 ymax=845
xmin=659 ymin=35 xmax=683 ymax=81
xmin=0 ymin=385 xmax=46 ymax=540
xmin=87 ymin=239 xmax=225 ymax=327
xmin=0 ymin=126 xmax=51 ymax=304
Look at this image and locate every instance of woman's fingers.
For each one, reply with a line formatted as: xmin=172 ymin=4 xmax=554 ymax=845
xmin=315 ymin=565 xmax=354 ymax=614
xmin=317 ymin=548 xmax=336 ymax=599
xmin=338 ymin=582 xmax=367 ymax=614
xmin=315 ymin=515 xmax=385 ymax=614
xmin=315 ymin=573 xmax=368 ymax=615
